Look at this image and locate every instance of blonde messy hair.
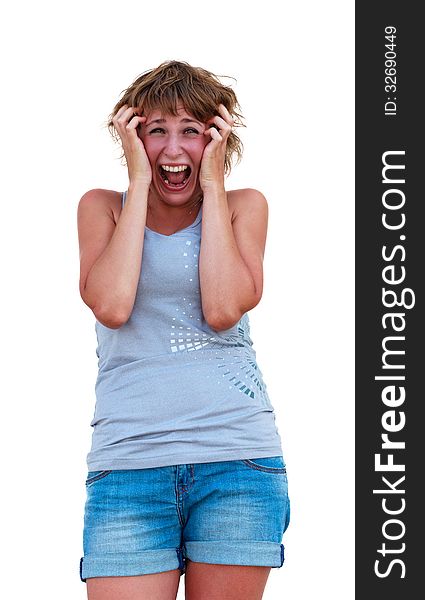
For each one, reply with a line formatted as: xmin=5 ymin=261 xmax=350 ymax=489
xmin=106 ymin=60 xmax=246 ymax=175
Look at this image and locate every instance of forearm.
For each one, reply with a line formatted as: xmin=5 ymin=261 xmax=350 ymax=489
xmin=199 ymin=187 xmax=257 ymax=329
xmin=84 ymin=182 xmax=149 ymax=324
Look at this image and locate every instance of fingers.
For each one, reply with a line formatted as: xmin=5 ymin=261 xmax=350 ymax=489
xmin=218 ymin=103 xmax=235 ymax=126
xmin=204 ymin=125 xmax=223 ymax=143
xmin=113 ymin=104 xmax=136 ymax=124
xmin=128 ymin=107 xmax=147 ymax=131
xmin=112 ymin=105 xmax=152 ymax=184
xmin=204 ymin=104 xmax=234 ymax=142
xmin=113 ymin=104 xmax=146 ymax=137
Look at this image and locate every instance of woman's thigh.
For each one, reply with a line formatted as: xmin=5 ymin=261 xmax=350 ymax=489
xmin=184 ymin=561 xmax=271 ymax=600
xmin=86 ymin=570 xmax=181 ymax=600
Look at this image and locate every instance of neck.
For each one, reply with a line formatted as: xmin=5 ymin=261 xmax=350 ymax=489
xmin=146 ymin=192 xmax=203 ymax=234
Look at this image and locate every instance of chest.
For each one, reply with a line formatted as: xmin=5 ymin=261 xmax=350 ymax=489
xmin=136 ymin=232 xmax=202 ymax=302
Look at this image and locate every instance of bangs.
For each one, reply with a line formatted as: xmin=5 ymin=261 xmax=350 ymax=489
xmin=131 ymin=78 xmax=219 ymax=123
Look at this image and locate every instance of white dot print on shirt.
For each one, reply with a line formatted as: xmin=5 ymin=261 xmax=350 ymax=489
xmin=169 ymin=238 xmax=216 ymax=354
xmin=166 ymin=240 xmax=270 ymax=406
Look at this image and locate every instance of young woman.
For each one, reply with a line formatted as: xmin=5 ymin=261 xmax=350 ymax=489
xmin=77 ymin=60 xmax=290 ymax=600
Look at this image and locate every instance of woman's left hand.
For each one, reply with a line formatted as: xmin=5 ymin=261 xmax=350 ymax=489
xmin=199 ymin=103 xmax=234 ymax=191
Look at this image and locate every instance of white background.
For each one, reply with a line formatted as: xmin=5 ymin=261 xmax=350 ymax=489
xmin=1 ymin=1 xmax=354 ymax=598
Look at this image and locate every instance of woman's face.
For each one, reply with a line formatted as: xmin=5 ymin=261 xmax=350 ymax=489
xmin=139 ymin=103 xmax=210 ymax=205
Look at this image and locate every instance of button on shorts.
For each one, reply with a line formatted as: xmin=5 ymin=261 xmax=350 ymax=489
xmin=79 ymin=456 xmax=290 ymax=581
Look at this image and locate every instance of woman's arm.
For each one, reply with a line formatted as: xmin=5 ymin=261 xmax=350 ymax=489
xmin=78 ymin=105 xmax=152 ymax=329
xmin=198 ymin=104 xmax=268 ymax=332
xmin=78 ymin=182 xmax=149 ymax=328
xmin=199 ymin=187 xmax=268 ymax=331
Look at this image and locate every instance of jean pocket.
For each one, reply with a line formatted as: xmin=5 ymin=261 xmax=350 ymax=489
xmin=241 ymin=456 xmax=287 ymax=474
xmin=85 ymin=470 xmax=113 ymax=486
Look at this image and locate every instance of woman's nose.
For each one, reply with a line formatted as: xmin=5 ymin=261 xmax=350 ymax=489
xmin=164 ymin=134 xmax=183 ymax=157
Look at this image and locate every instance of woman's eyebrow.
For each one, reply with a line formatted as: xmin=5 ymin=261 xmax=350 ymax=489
xmin=146 ymin=118 xmax=166 ymax=126
xmin=180 ymin=118 xmax=202 ymax=125
xmin=146 ymin=117 xmax=202 ymax=127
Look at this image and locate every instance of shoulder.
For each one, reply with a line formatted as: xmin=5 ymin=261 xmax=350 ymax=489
xmin=78 ymin=188 xmax=123 ymax=224
xmin=226 ymin=188 xmax=268 ymax=221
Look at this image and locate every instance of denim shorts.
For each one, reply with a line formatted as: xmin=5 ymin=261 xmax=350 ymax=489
xmin=79 ymin=456 xmax=290 ymax=581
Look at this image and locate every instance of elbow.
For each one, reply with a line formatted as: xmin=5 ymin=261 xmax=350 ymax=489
xmin=205 ymin=310 xmax=241 ymax=332
xmin=93 ymin=305 xmax=131 ymax=329
xmin=203 ymin=289 xmax=263 ymax=332
xmin=80 ymin=285 xmax=131 ymax=329
xmin=206 ymin=297 xmax=262 ymax=332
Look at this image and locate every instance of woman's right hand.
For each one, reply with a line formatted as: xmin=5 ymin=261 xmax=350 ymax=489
xmin=112 ymin=104 xmax=152 ymax=186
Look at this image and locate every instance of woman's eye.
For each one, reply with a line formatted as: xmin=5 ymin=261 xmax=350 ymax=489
xmin=148 ymin=127 xmax=199 ymax=134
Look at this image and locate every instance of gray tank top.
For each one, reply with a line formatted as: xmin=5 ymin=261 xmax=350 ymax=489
xmin=86 ymin=190 xmax=283 ymax=470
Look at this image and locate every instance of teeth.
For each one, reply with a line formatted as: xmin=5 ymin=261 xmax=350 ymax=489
xmin=161 ymin=165 xmax=189 ymax=172
xmin=164 ymin=178 xmax=187 ymax=186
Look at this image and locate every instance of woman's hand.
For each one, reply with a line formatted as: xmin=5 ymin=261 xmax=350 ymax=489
xmin=112 ymin=104 xmax=152 ymax=186
xmin=199 ymin=103 xmax=234 ymax=191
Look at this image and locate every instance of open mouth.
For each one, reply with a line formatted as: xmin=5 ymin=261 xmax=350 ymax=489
xmin=158 ymin=165 xmax=192 ymax=191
